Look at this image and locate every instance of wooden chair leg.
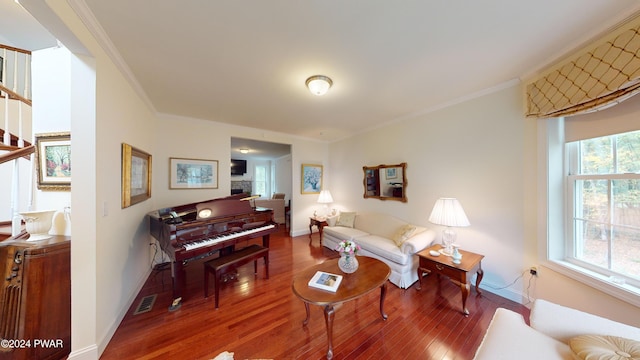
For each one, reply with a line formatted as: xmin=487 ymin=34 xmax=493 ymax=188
xmin=215 ymin=273 xmax=221 ymax=309
xmin=204 ymin=266 xmax=210 ymax=298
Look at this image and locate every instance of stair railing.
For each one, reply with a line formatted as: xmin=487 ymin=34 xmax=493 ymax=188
xmin=0 ymin=45 xmax=33 ymax=236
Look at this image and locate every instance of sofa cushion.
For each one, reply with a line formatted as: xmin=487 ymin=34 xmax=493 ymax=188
xmin=323 ymin=226 xmax=369 ymax=241
xmin=336 ymin=212 xmax=356 ymax=227
xmin=356 ymin=235 xmax=409 ymax=265
xmin=569 ymin=335 xmax=640 ymax=360
xmin=392 ymin=224 xmax=417 ymax=247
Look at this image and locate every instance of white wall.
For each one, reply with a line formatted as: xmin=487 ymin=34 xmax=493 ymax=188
xmin=274 ymin=154 xmax=292 ymax=201
xmin=329 ymin=84 xmax=528 ymax=302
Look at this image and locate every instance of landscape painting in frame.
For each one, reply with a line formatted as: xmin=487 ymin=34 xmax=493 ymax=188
xmin=35 ymin=132 xmax=71 ymax=191
xmin=121 ymin=143 xmax=152 ymax=208
xmin=301 ymin=163 xmax=322 ymax=194
xmin=170 ymin=157 xmax=218 ymax=189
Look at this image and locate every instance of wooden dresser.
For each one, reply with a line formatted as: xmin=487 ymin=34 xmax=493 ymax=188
xmin=0 ymin=233 xmax=71 ymax=360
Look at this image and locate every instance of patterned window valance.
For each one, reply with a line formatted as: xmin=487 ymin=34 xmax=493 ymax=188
xmin=526 ymin=15 xmax=640 ymax=118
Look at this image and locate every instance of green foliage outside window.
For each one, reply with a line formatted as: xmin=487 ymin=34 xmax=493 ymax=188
xmin=574 ymin=130 xmax=640 ymax=280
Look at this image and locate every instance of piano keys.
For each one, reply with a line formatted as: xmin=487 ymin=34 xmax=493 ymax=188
xmin=147 ymin=194 xmax=278 ymax=307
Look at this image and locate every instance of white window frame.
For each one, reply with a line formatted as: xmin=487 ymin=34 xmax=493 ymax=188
xmin=565 ymin=142 xmax=640 ymax=289
xmin=539 ymin=118 xmax=640 ymax=307
xmin=253 ymin=162 xmax=270 ymax=198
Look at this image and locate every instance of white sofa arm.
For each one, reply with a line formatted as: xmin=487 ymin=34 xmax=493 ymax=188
xmin=400 ymin=228 xmax=436 ymax=254
xmin=530 ymin=299 xmax=640 ymax=343
xmin=473 ymin=308 xmax=571 ymax=360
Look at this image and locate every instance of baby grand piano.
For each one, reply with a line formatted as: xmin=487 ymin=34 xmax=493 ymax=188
xmin=148 ymin=194 xmax=277 ymax=308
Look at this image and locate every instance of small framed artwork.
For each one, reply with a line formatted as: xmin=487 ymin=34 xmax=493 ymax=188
xmin=122 ymin=143 xmax=152 ymax=208
xmin=169 ymin=157 xmax=218 ymax=189
xmin=386 ymin=167 xmax=397 ymax=179
xmin=35 ymin=132 xmax=71 ymax=191
xmin=301 ymin=163 xmax=323 ymax=194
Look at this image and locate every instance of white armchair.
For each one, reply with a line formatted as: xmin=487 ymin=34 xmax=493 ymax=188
xmin=253 ymin=198 xmax=285 ymax=224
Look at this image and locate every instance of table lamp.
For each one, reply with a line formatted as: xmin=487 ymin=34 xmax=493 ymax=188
xmin=428 ymin=198 xmax=470 ymax=256
xmin=317 ymin=190 xmax=334 ymax=218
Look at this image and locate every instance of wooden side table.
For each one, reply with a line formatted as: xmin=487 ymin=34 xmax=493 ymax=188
xmin=308 ymin=216 xmax=328 ymax=245
xmin=416 ymin=244 xmax=484 ymax=315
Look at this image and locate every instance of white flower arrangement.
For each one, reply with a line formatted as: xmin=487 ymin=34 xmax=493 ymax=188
xmin=335 ymin=240 xmax=361 ymax=256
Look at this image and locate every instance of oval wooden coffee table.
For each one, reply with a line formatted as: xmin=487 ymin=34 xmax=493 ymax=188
xmin=291 ymin=256 xmax=391 ymax=359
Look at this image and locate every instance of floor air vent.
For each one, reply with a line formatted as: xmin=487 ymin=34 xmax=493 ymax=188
xmin=133 ymin=294 xmax=157 ymax=315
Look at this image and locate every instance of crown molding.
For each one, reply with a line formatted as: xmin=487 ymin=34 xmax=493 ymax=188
xmin=67 ymin=0 xmax=156 ymax=114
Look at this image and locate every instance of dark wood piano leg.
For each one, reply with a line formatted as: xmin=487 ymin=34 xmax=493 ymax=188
xmin=169 ymin=261 xmax=186 ymax=311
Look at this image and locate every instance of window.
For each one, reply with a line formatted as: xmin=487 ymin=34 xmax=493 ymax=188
xmin=566 ymin=130 xmax=640 ymax=287
xmin=253 ymin=163 xmax=268 ymax=197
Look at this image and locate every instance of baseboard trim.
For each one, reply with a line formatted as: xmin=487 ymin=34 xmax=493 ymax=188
xmin=96 ymin=266 xmax=153 ymax=356
xmin=67 ymin=344 xmax=99 ymax=360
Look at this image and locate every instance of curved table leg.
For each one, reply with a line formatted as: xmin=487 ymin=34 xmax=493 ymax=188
xmin=460 ymin=282 xmax=470 ymax=316
xmin=323 ymin=305 xmax=335 ymax=360
xmin=475 ymin=268 xmax=484 ymax=295
xmin=302 ymin=302 xmax=310 ymax=326
xmin=379 ymin=282 xmax=388 ymax=320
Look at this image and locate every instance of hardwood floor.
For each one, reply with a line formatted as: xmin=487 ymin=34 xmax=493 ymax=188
xmin=101 ymin=227 xmax=528 ymax=360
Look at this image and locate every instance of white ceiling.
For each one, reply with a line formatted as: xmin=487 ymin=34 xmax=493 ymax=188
xmin=3 ymin=1 xmax=640 ymax=146
xmin=230 ymin=137 xmax=291 ymax=160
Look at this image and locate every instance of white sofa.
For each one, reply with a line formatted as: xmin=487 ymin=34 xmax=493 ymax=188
xmin=322 ymin=212 xmax=436 ymax=289
xmin=474 ymin=299 xmax=640 ymax=360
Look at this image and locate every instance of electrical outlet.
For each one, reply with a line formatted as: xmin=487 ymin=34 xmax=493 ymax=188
xmin=530 ymin=266 xmax=538 ymax=276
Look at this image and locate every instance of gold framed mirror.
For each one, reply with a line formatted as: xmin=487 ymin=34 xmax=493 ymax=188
xmin=363 ymin=162 xmax=407 ymax=202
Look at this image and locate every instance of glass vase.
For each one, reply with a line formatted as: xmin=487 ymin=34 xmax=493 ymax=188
xmin=338 ymin=253 xmax=359 ymax=273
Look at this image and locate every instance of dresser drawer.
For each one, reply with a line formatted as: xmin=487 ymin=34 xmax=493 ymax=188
xmin=420 ymin=257 xmax=461 ymax=279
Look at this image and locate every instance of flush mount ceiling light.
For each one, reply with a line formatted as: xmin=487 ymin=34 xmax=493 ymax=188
xmin=239 ymin=148 xmax=250 ymax=154
xmin=305 ymin=75 xmax=333 ymax=96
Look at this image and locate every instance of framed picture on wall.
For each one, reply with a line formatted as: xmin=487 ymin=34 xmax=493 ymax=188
xmin=35 ymin=132 xmax=71 ymax=191
xmin=122 ymin=143 xmax=152 ymax=208
xmin=169 ymin=157 xmax=219 ymax=189
xmin=301 ymin=163 xmax=322 ymax=194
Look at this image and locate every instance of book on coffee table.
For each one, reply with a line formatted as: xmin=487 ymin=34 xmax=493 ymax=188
xmin=308 ymin=271 xmax=343 ymax=292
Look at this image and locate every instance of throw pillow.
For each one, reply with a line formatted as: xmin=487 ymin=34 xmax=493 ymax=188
xmin=570 ymin=334 xmax=640 ymax=360
xmin=336 ymin=212 xmax=356 ymax=228
xmin=326 ymin=215 xmax=338 ymax=227
xmin=392 ymin=224 xmax=417 ymax=247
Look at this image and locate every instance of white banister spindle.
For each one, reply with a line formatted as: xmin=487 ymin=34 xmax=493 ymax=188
xmin=3 ymin=88 xmax=9 ymax=145
xmin=11 ymin=159 xmax=21 ymax=236
xmin=12 ymin=51 xmax=18 ymax=93
xmin=1 ymin=48 xmax=5 ymax=85
xmin=28 ymin=152 xmax=34 ymax=211
xmin=23 ymin=54 xmax=30 ymax=99
xmin=17 ymin=101 xmax=24 ymax=147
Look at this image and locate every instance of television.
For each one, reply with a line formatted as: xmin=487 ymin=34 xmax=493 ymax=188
xmin=231 ymin=159 xmax=247 ymax=176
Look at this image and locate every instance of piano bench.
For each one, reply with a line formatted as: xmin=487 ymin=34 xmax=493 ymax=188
xmin=203 ymin=244 xmax=269 ymax=309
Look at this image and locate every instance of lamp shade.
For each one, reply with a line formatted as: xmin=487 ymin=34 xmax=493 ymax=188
xmin=317 ymin=190 xmax=334 ymax=204
xmin=428 ymin=198 xmax=470 ymax=227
